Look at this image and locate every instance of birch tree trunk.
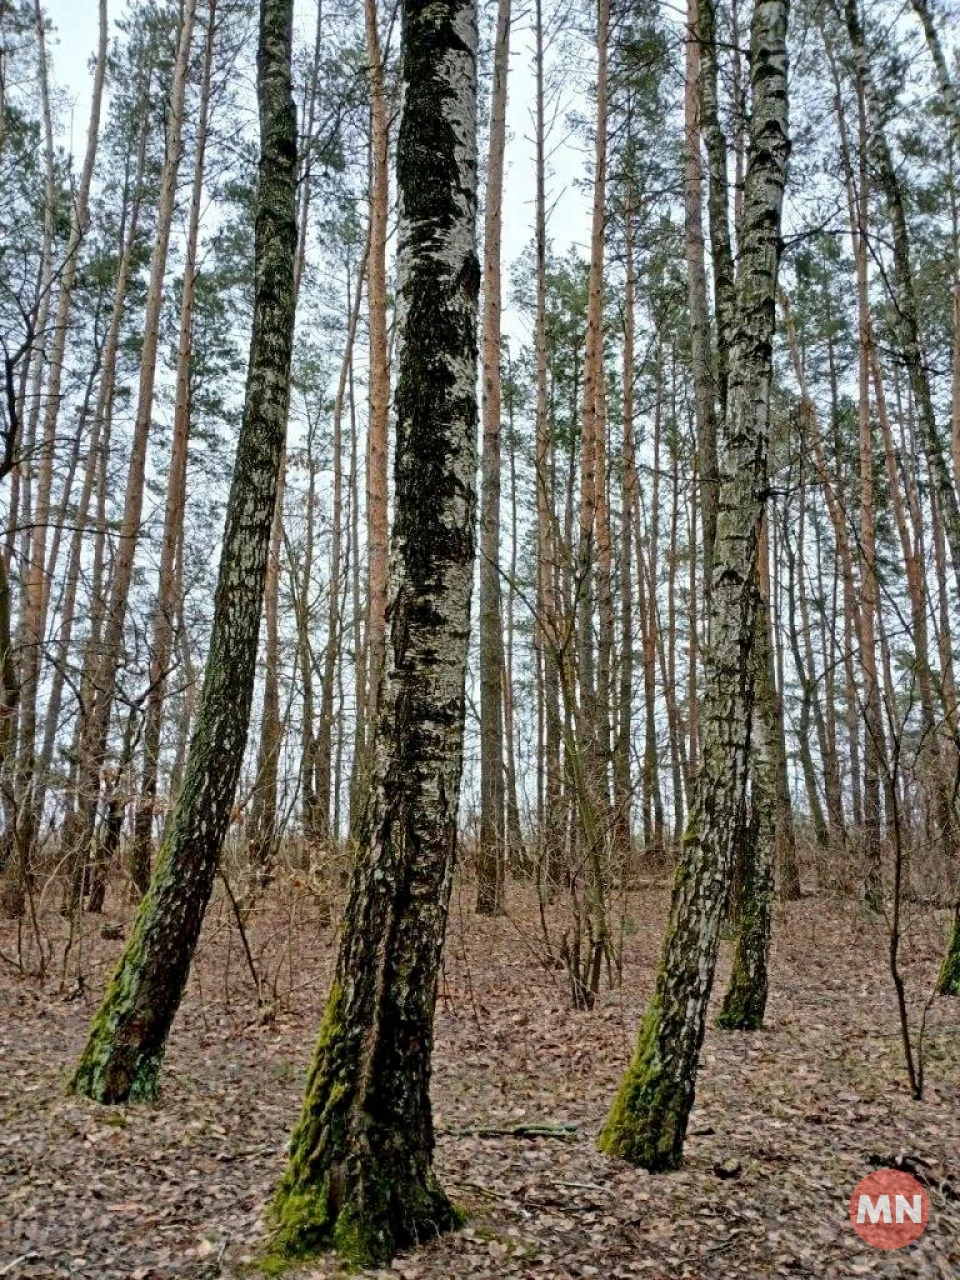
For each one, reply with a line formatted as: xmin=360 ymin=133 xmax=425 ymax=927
xmin=718 ymin=517 xmax=795 ymax=1025
xmin=717 ymin=570 xmax=776 ymax=1028
xmin=69 ymin=0 xmax=297 ymax=1102
xmin=270 ymin=0 xmax=478 ymax=1259
xmin=246 ymin=453 xmax=285 ymax=865
xmin=476 ymin=0 xmax=511 ymax=916
xmin=600 ymin=0 xmax=790 ymax=1170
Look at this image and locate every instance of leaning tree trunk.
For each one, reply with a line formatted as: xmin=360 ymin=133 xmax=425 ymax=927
xmin=599 ymin=0 xmax=790 ymax=1172
xmin=68 ymin=0 xmax=297 ymax=1103
xmin=269 ymin=0 xmax=479 ymax=1264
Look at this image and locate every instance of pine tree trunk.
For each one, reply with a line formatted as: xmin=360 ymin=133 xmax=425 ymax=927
xmin=476 ymin=0 xmax=511 ymax=915
xmin=841 ymin=68 xmax=885 ymax=910
xmin=841 ymin=1 xmax=960 ymax=963
xmin=132 ymin=0 xmax=218 ymax=895
xmin=66 ymin=0 xmax=199 ymax=902
xmin=350 ymin=0 xmax=390 ymax=836
xmin=298 ymin=440 xmax=318 ymax=839
xmin=685 ymin=0 xmax=718 ymax=588
xmin=614 ymin=187 xmax=636 ymax=859
xmin=843 ymin=0 xmax=960 ymax=591
xmin=640 ymin=344 xmax=663 ymax=857
xmin=15 ymin=0 xmax=107 ymax=878
xmin=270 ymin=0 xmax=478 ymax=1260
xmin=7 ymin=0 xmax=59 ymax=901
xmin=576 ymin=0 xmax=609 ymax=846
xmin=780 ymin=295 xmax=847 ymax=846
xmin=600 ymin=0 xmax=789 ymax=1170
xmin=533 ymin=0 xmax=561 ymax=888
xmin=316 ymin=253 xmax=365 ymax=839
xmin=69 ymin=0 xmax=298 ymax=1102
xmin=35 ymin=85 xmax=152 ymax=825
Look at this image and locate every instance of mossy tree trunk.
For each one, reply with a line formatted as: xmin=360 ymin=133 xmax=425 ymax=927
xmin=717 ymin=582 xmax=776 ymax=1030
xmin=68 ymin=0 xmax=298 ymax=1104
xmin=599 ymin=0 xmax=789 ymax=1172
xmin=269 ymin=0 xmax=479 ymax=1264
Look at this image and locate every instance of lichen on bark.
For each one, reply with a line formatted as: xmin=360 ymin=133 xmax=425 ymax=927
xmin=69 ymin=0 xmax=298 ymax=1106
xmin=269 ymin=0 xmax=479 ymax=1265
xmin=717 ymin=584 xmax=777 ymax=1031
xmin=598 ymin=0 xmax=790 ymax=1172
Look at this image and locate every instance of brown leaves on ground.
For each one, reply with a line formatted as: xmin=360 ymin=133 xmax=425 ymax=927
xmin=1 ymin=881 xmax=958 ymax=1279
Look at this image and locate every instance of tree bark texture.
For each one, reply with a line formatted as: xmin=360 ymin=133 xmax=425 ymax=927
xmin=600 ymin=0 xmax=790 ymax=1171
xmin=269 ymin=0 xmax=479 ymax=1265
xmin=69 ymin=0 xmax=298 ymax=1102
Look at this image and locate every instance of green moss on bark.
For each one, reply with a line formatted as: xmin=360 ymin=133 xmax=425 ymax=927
xmin=597 ymin=999 xmax=686 ymax=1172
xmin=69 ymin=0 xmax=298 ymax=1109
xmin=716 ymin=820 xmax=770 ymax=1031
xmin=716 ymin=980 xmax=764 ymax=1030
xmin=268 ymin=1166 xmax=461 ymax=1271
xmin=269 ymin=979 xmax=463 ymax=1269
xmin=69 ymin=887 xmax=170 ymax=1103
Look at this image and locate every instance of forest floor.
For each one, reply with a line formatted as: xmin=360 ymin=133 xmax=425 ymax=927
xmin=1 ymin=873 xmax=959 ymax=1279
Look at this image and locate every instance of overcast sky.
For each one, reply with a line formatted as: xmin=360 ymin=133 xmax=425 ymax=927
xmin=42 ymin=0 xmax=592 ymax=357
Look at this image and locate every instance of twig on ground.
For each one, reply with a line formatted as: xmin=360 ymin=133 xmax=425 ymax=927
xmin=441 ymin=1122 xmax=579 ymax=1140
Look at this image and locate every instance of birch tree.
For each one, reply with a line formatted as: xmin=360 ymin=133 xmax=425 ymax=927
xmin=269 ymin=0 xmax=479 ymax=1259
xmin=600 ymin=0 xmax=790 ymax=1170
xmin=69 ymin=0 xmax=298 ymax=1103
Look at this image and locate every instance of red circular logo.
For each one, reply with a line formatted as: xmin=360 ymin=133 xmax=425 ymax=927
xmin=849 ymin=1169 xmax=929 ymax=1249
